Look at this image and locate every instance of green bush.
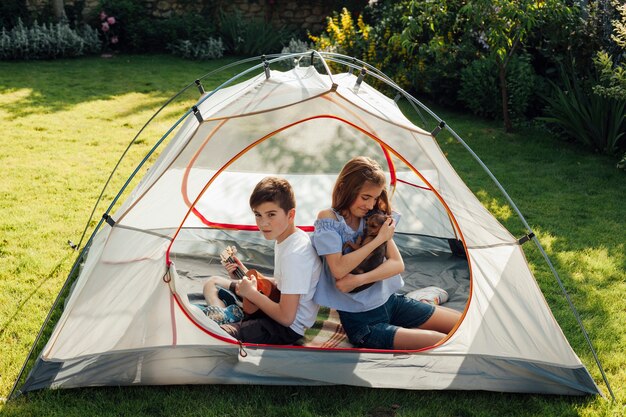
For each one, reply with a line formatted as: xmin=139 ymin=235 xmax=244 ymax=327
xmin=0 ymin=18 xmax=100 ymax=60
xmin=97 ymin=0 xmax=217 ymax=52
xmin=540 ymin=70 xmax=626 ymax=155
xmin=459 ymin=55 xmax=540 ymax=121
xmin=218 ymin=10 xmax=290 ymax=56
xmin=593 ymin=51 xmax=626 ymax=100
xmin=167 ymin=38 xmax=225 ymax=60
xmin=281 ymin=38 xmax=312 ymax=54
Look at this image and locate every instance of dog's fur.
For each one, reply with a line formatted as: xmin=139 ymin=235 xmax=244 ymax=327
xmin=343 ymin=212 xmax=389 ymax=275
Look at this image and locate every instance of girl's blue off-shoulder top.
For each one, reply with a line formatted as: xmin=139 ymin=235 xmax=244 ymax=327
xmin=311 ymin=210 xmax=403 ymax=312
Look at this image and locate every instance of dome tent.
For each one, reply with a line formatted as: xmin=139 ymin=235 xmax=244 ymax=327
xmin=11 ymin=52 xmax=609 ymax=397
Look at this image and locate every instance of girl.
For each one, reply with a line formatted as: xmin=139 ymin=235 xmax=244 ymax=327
xmin=312 ymin=156 xmax=461 ymax=350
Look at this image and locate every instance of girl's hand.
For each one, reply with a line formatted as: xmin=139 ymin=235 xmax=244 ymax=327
xmin=375 ymin=217 xmax=395 ymax=244
xmin=335 ymin=273 xmax=362 ymax=293
xmin=238 ymin=275 xmax=257 ymax=298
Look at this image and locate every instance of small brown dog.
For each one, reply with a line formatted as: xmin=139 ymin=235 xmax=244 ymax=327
xmin=342 ymin=212 xmax=390 ymax=293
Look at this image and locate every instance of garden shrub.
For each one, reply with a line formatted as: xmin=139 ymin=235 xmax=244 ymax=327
xmin=540 ymin=70 xmax=626 ymax=155
xmin=310 ymin=7 xmax=410 ymax=95
xmin=167 ymin=38 xmax=224 ymax=60
xmin=281 ymin=38 xmax=313 ymax=54
xmin=594 ymin=51 xmax=626 ymax=100
xmin=592 ymin=1 xmax=626 ymax=101
xmin=97 ymin=0 xmax=217 ymax=53
xmin=459 ymin=54 xmax=540 ymax=121
xmin=218 ymin=10 xmax=292 ymax=56
xmin=310 ymin=3 xmax=472 ymax=106
xmin=0 ymin=18 xmax=100 ymax=60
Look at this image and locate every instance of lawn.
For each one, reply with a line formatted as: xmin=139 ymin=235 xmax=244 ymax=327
xmin=0 ymin=54 xmax=624 ymax=417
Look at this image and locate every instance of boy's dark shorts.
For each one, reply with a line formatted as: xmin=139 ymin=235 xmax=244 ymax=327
xmin=221 ymin=317 xmax=302 ymax=345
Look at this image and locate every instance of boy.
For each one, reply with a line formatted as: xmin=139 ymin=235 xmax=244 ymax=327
xmin=215 ymin=176 xmax=322 ymax=345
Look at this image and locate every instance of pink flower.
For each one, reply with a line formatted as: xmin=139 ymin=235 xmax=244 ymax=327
xmin=101 ymin=22 xmax=109 ymax=32
xmin=107 ymin=16 xmax=116 ymax=25
xmin=110 ymin=36 xmax=119 ymax=44
xmin=99 ymin=11 xmax=107 ymax=20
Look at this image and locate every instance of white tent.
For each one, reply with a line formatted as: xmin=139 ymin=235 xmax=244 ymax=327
xmin=14 ymin=52 xmax=604 ymax=396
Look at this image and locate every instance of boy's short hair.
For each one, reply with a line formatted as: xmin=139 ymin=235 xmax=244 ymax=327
xmin=249 ymin=177 xmax=295 ymax=213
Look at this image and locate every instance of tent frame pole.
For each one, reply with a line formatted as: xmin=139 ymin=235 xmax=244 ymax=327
xmin=316 ymin=51 xmax=614 ymax=400
xmin=12 ymin=51 xmax=613 ymax=400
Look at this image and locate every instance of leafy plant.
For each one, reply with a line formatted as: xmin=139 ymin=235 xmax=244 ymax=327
xmin=96 ymin=0 xmax=216 ymax=53
xmin=459 ymin=0 xmax=575 ymax=132
xmin=281 ymin=38 xmax=312 ymax=54
xmin=0 ymin=18 xmax=100 ymax=60
xmin=218 ymin=10 xmax=288 ymax=56
xmin=592 ymin=1 xmax=626 ymax=101
xmin=459 ymin=54 xmax=539 ymax=121
xmin=167 ymin=38 xmax=224 ymax=60
xmin=309 ymin=8 xmax=371 ymax=57
xmin=593 ymin=51 xmax=626 ymax=100
xmin=540 ymin=70 xmax=626 ymax=155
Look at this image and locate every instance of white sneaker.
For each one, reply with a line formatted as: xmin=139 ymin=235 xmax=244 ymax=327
xmin=406 ymin=286 xmax=449 ymax=305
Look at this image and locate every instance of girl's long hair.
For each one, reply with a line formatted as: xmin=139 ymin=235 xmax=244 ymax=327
xmin=332 ymin=156 xmax=391 ymax=215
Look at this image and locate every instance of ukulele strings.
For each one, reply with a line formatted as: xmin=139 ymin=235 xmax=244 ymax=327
xmin=226 ymin=255 xmax=245 ymax=280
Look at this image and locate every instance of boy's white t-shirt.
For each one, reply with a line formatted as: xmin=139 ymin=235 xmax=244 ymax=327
xmin=273 ymin=228 xmax=322 ymax=336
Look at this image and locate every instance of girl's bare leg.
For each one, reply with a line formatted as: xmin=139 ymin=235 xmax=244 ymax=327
xmin=393 ymin=328 xmax=447 ymax=350
xmin=419 ymin=305 xmax=462 ymax=333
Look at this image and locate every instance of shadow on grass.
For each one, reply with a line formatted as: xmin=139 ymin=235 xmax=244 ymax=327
xmin=1 ymin=384 xmax=601 ymax=417
xmin=0 ymin=55 xmax=242 ymax=119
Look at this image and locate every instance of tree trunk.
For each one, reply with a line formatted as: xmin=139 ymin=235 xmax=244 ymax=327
xmin=51 ymin=0 xmax=66 ymax=22
xmin=498 ymin=62 xmax=513 ymax=133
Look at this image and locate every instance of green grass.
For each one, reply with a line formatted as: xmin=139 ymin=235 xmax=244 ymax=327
xmin=1 ymin=54 xmax=625 ymax=416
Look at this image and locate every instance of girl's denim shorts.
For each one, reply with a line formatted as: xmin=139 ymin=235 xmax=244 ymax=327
xmin=338 ymin=293 xmax=435 ymax=349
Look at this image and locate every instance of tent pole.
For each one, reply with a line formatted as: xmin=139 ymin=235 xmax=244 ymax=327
xmin=15 ymin=51 xmax=612 ymax=398
xmin=311 ymin=51 xmax=614 ymax=399
xmin=443 ymin=125 xmax=614 ymax=400
xmin=74 ymin=82 xmax=197 ymax=251
xmin=74 ymin=55 xmax=269 ymax=252
xmin=11 ymin=54 xmax=291 ymax=398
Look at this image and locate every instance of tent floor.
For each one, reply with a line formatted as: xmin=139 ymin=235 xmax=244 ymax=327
xmin=172 ymin=242 xmax=469 ymax=348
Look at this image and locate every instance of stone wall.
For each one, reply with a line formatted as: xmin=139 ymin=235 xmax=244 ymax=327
xmin=25 ymin=0 xmax=349 ymax=33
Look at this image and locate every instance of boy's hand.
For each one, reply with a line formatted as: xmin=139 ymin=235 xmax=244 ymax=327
xmin=224 ymin=255 xmax=245 ymax=279
xmin=224 ymin=261 xmax=239 ymax=278
xmin=238 ymin=274 xmax=258 ymax=298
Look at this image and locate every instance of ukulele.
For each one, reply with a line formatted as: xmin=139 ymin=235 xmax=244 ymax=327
xmin=220 ymin=246 xmax=281 ymax=314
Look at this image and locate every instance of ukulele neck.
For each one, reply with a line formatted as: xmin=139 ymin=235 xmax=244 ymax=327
xmin=227 ymin=256 xmax=246 ymax=280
